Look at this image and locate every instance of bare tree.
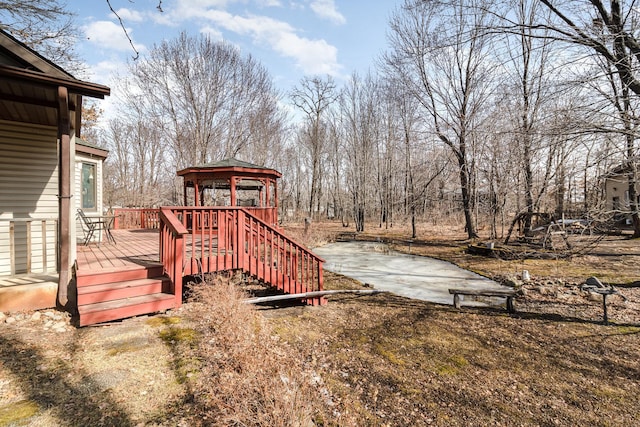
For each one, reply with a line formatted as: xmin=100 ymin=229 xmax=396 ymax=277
xmin=492 ymin=0 xmax=640 ymax=236
xmin=502 ymin=0 xmax=557 ymax=234
xmin=338 ymin=73 xmax=381 ymax=232
xmin=385 ymin=0 xmax=495 ymax=239
xmin=0 ymin=0 xmax=81 ymax=69
xmin=290 ymin=76 xmax=338 ymax=218
xmin=122 ymin=32 xmax=286 ymax=172
xmin=102 ymin=116 xmax=170 ymax=208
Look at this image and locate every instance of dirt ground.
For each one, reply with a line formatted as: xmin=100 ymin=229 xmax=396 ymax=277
xmin=1 ymin=222 xmax=639 ymax=426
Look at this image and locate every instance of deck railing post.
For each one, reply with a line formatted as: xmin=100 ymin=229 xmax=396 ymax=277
xmin=159 ymin=208 xmax=188 ymax=307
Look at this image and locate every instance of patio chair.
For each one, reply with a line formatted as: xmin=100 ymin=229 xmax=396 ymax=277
xmin=77 ymin=209 xmax=112 ymax=245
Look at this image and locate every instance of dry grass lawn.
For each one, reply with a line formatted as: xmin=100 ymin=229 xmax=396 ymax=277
xmin=1 ymin=220 xmax=639 ymax=426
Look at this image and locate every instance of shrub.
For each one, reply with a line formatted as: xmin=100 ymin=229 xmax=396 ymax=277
xmin=181 ymin=275 xmax=335 ymax=426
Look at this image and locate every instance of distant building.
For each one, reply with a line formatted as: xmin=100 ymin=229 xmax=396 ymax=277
xmin=603 ymin=162 xmax=639 ymax=217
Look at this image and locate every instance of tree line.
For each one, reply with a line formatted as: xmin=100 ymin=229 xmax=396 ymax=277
xmin=10 ymin=0 xmax=634 ymax=239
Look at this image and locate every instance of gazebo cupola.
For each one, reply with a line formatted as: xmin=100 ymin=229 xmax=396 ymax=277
xmin=177 ymin=158 xmax=282 ymax=226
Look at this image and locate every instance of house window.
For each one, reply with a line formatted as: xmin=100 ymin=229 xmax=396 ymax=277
xmin=81 ymin=163 xmax=96 ymax=210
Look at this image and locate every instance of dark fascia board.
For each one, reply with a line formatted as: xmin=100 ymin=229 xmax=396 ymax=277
xmin=76 ymin=142 xmax=108 ymax=159
xmin=0 ymin=64 xmax=110 ymax=98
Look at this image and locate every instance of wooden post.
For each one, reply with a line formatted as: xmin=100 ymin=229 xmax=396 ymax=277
xmin=230 ymin=177 xmax=237 ymax=206
xmin=57 ymin=86 xmax=71 ymax=308
xmin=42 ymin=220 xmax=48 ymax=272
xmin=506 ymin=296 xmax=515 ymax=313
xmin=183 ymin=183 xmax=188 ymax=206
xmin=274 ymin=180 xmax=278 ymax=225
xmin=264 ymin=178 xmax=270 ymax=209
xmin=453 ymin=293 xmax=461 ymax=309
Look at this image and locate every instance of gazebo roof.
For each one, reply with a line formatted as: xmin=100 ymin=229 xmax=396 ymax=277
xmin=196 ymin=158 xmax=264 ymax=169
xmin=177 ymin=157 xmax=281 ymax=179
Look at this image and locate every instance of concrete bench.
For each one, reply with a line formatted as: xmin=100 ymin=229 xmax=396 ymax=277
xmin=448 ymin=288 xmax=517 ymax=313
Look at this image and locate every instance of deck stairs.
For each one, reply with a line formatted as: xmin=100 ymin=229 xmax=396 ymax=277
xmin=76 ymin=264 xmax=176 ymax=327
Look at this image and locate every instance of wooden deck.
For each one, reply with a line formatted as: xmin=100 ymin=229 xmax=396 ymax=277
xmin=73 ymin=207 xmax=325 ymax=325
xmin=76 ymin=229 xmax=161 ymax=272
xmin=75 ymin=229 xmax=173 ymax=326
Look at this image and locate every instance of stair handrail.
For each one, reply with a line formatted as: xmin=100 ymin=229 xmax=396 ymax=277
xmin=238 ymin=208 xmax=325 ymax=264
xmin=159 ymin=207 xmax=188 ymax=306
xmin=238 ymin=208 xmax=325 ymax=296
xmin=161 ymin=206 xmax=325 ymax=303
xmin=162 ymin=206 xmax=324 ymax=263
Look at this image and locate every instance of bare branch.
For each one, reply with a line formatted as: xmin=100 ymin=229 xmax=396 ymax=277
xmin=106 ymin=0 xmax=139 ymax=60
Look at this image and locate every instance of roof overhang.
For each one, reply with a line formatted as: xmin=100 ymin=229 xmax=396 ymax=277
xmin=0 ymin=64 xmax=110 ymax=128
xmin=75 ymin=142 xmax=108 ymax=159
xmin=0 ymin=64 xmax=110 ymax=98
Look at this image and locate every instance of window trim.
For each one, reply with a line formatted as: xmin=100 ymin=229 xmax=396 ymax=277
xmin=81 ymin=162 xmax=97 ymax=212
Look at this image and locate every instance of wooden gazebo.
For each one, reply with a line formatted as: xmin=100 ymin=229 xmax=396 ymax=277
xmin=177 ymin=158 xmax=281 ymax=227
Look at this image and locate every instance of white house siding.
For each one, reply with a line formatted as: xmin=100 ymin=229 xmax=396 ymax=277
xmin=605 ymin=173 xmax=639 ymax=212
xmin=0 ymin=120 xmax=59 ymax=276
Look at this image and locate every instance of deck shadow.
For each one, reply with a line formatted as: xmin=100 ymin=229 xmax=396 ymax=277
xmin=0 ymin=331 xmax=135 ymax=426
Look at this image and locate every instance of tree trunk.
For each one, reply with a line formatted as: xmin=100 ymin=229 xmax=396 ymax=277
xmin=457 ymin=152 xmax=478 ymax=239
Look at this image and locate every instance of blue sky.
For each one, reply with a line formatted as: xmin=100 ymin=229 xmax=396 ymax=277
xmin=68 ymin=0 xmax=398 ymax=109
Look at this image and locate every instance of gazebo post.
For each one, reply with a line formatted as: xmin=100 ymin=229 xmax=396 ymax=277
xmin=194 ymin=180 xmax=200 ymax=207
xmin=230 ymin=176 xmax=237 ymax=206
xmin=261 ymin=179 xmax=267 ymax=208
xmin=183 ymin=183 xmax=187 ymax=206
xmin=274 ymin=181 xmax=279 ymax=224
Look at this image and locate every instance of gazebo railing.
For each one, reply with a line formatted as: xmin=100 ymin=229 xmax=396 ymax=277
xmin=112 ymin=207 xmax=279 ymax=229
xmin=243 ymin=207 xmax=278 ymax=228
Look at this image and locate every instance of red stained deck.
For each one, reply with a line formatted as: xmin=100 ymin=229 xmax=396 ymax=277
xmin=76 ymin=229 xmax=161 ymax=272
xmin=75 ymin=229 xmax=171 ymax=326
xmin=74 ymin=208 xmax=325 ymax=326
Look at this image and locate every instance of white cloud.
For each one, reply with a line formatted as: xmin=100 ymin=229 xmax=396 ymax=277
xmin=158 ymin=0 xmax=342 ymax=76
xmin=309 ymin=0 xmax=345 ymax=25
xmin=272 ymin=31 xmax=340 ymax=75
xmin=256 ymin=0 xmax=282 ymax=6
xmin=196 ymin=10 xmax=342 ymax=75
xmin=115 ymin=8 xmax=144 ymax=22
xmin=83 ymin=21 xmax=145 ymax=54
xmin=82 ymin=59 xmax=130 ymax=124
xmin=200 ymin=26 xmax=224 ymax=41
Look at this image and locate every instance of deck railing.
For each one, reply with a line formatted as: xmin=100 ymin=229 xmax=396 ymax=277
xmin=243 ymin=207 xmax=278 ymax=228
xmin=158 ymin=207 xmax=324 ymax=304
xmin=158 ymin=208 xmax=188 ymax=307
xmin=112 ymin=208 xmax=160 ymax=230
xmin=0 ymin=217 xmax=58 ymax=276
xmin=112 ymin=207 xmax=279 ymax=230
